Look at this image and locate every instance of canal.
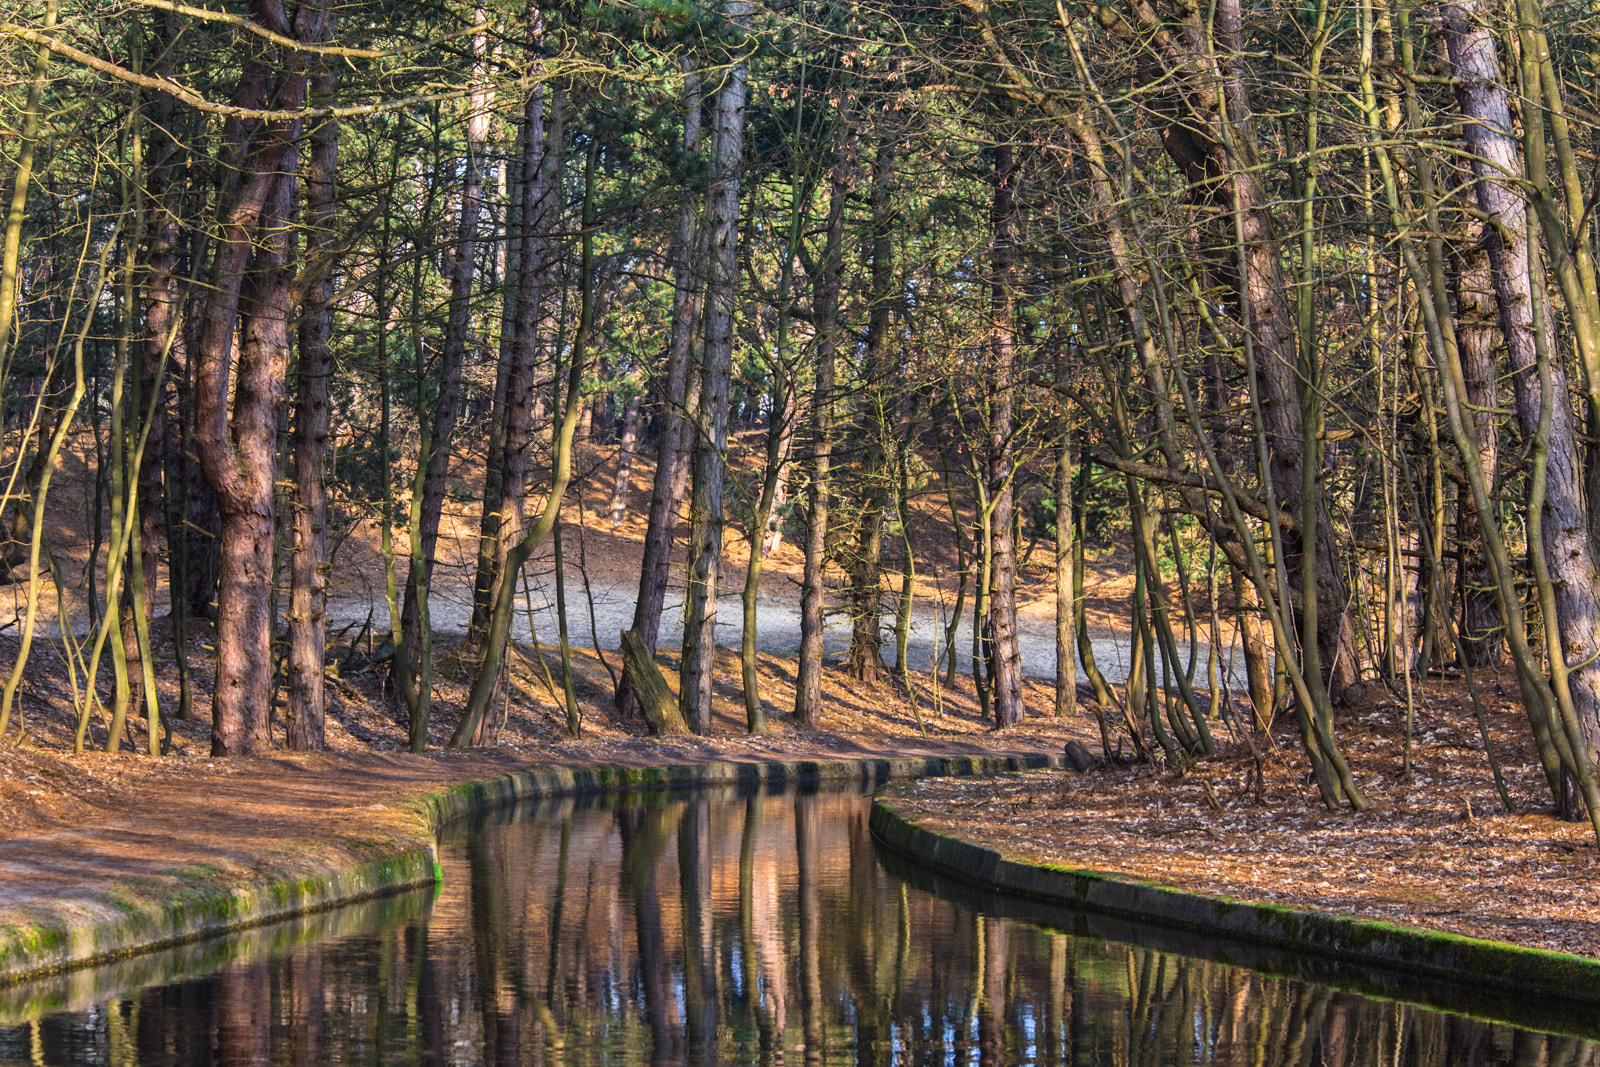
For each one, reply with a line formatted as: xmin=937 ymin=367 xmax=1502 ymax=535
xmin=0 ymin=782 xmax=1593 ymax=1065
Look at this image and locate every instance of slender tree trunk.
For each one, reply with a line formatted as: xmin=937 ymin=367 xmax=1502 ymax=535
xmin=489 ymin=80 xmax=561 ymax=640
xmin=194 ymin=5 xmax=306 ymax=756
xmin=451 ymin=138 xmax=598 ymax=748
xmin=469 ymin=124 xmax=520 ymax=645
xmin=287 ymin=12 xmax=337 ymax=752
xmin=1054 ymin=428 xmax=1077 ymax=719
xmin=987 ymin=141 xmax=1024 ymax=728
xmin=401 ymin=18 xmax=491 ymax=682
xmin=679 ymin=13 xmax=748 ymax=733
xmin=1445 ymin=0 xmax=1600 ymax=775
xmin=618 ymin=60 xmax=704 ymax=719
xmin=1451 ymin=224 xmax=1502 ymax=666
xmin=610 ymin=392 xmax=642 ymax=524
xmin=128 ymin=20 xmax=185 ymax=735
xmin=1156 ymin=0 xmax=1354 ymax=696
xmin=846 ymin=130 xmax=897 ymax=683
xmin=793 ymin=123 xmax=848 ymax=729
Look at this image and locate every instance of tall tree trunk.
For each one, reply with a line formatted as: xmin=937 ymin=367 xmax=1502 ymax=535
xmin=488 ymin=71 xmax=563 ymax=666
xmin=136 ymin=83 xmax=183 ymax=726
xmin=1152 ymin=0 xmax=1353 ymax=697
xmin=1452 ymin=223 xmax=1502 ymax=666
xmin=678 ymin=8 xmax=748 ymax=733
xmin=194 ymin=2 xmax=306 ymax=756
xmin=287 ymin=12 xmax=337 ymax=753
xmin=128 ymin=13 xmax=189 ymax=729
xmin=621 ymin=58 xmax=704 ymax=721
xmin=793 ymin=120 xmax=848 ymax=729
xmin=451 ymin=136 xmax=598 ymax=748
xmin=469 ymin=119 xmax=521 ymax=644
xmin=987 ymin=141 xmax=1024 ymax=728
xmin=401 ymin=18 xmax=491 ymax=686
xmin=846 ymin=130 xmax=896 ymax=684
xmin=1445 ymin=0 xmax=1600 ymax=784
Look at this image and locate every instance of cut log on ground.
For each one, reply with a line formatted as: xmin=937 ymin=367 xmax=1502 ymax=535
xmin=620 ymin=629 xmax=685 ymax=736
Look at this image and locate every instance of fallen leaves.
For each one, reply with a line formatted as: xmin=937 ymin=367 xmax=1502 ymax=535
xmin=892 ymin=669 xmax=1600 ymax=957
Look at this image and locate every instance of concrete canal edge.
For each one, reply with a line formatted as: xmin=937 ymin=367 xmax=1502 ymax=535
xmin=0 ymin=751 xmax=1062 ymax=987
xmin=869 ymin=792 xmax=1600 ymax=1006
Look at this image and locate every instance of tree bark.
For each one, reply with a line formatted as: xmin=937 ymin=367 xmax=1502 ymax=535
xmin=135 ymin=10 xmax=188 ymax=714
xmin=845 ymin=130 xmax=897 ymax=684
xmin=609 ymin=391 xmax=642 ymax=524
xmin=401 ymin=18 xmax=491 ymax=683
xmin=987 ymin=141 xmax=1024 ymax=728
xmin=793 ymin=120 xmax=849 ymax=729
xmin=620 ymin=628 xmax=684 ymax=735
xmin=287 ymin=14 xmax=336 ymax=752
xmin=450 ymin=133 xmax=597 ymax=748
xmin=678 ymin=9 xmax=748 ymax=733
xmin=1126 ymin=0 xmax=1354 ymax=696
xmin=469 ymin=116 xmax=521 ymax=645
xmin=194 ymin=1 xmax=306 ymax=756
xmin=1054 ymin=428 xmax=1077 ymax=719
xmin=1451 ymin=222 xmax=1502 ymax=666
xmin=488 ymin=79 xmax=561 ymax=646
xmin=1445 ymin=0 xmax=1600 ymax=771
xmin=623 ymin=59 xmax=705 ymax=715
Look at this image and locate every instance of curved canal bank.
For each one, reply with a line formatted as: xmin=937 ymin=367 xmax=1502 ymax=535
xmin=0 ymin=749 xmax=1061 ymax=987
xmin=15 ymin=783 xmax=1595 ymax=1064
xmin=869 ymin=789 xmax=1600 ymax=1009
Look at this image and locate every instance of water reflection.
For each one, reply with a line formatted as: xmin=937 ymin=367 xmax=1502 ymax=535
xmin=1 ymin=785 xmax=1595 ymax=1066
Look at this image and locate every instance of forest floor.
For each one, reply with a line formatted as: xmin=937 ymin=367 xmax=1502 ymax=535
xmin=890 ymin=664 xmax=1600 ymax=959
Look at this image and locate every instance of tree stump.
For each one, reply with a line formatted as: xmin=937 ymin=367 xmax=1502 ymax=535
xmin=620 ymin=629 xmax=685 ymax=736
xmin=1063 ymin=739 xmax=1097 ymax=773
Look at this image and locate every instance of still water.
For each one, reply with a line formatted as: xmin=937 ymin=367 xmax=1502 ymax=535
xmin=1 ymin=783 xmax=1595 ymax=1066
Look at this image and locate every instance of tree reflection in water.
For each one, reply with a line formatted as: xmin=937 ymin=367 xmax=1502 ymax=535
xmin=2 ymin=785 xmax=1595 ymax=1066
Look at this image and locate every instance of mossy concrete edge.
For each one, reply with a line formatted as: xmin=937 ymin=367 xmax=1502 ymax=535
xmin=869 ymin=793 xmax=1600 ymax=1005
xmin=0 ymin=844 xmax=437 ymax=988
xmin=0 ymin=750 xmax=1062 ymax=987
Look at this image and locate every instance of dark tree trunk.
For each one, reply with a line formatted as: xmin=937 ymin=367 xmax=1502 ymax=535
xmin=194 ymin=1 xmax=306 ymax=756
xmin=134 ymin=53 xmax=180 ymax=707
xmin=845 ymin=131 xmax=896 ymax=684
xmin=620 ymin=59 xmax=705 ymax=723
xmin=287 ymin=14 xmax=337 ymax=752
xmin=1451 ymin=223 xmax=1503 ymax=666
xmin=609 ymin=391 xmax=642 ymax=524
xmin=488 ymin=79 xmax=562 ymax=657
xmin=678 ymin=18 xmax=748 ymax=733
xmin=469 ymin=124 xmax=522 ymax=645
xmin=987 ymin=141 xmax=1024 ymax=728
xmin=793 ymin=120 xmax=849 ymax=729
xmin=1446 ymin=0 xmax=1600 ymax=772
xmin=1112 ymin=0 xmax=1353 ymax=697
xmin=400 ymin=26 xmax=489 ymax=685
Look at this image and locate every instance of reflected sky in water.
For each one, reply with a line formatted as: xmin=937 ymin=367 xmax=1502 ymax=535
xmin=0 ymin=784 xmax=1594 ymax=1066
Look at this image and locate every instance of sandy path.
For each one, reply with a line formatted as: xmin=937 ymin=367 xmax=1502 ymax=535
xmin=329 ymin=569 xmax=1249 ymax=688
